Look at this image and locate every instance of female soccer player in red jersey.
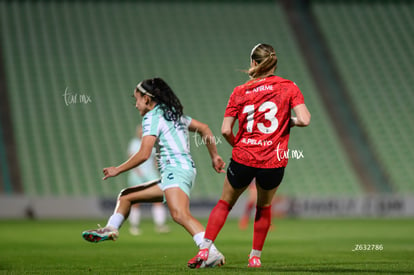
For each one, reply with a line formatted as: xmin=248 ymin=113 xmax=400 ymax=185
xmin=188 ymin=43 xmax=311 ymax=268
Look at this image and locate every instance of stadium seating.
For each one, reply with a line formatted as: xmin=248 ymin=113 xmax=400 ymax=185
xmin=312 ymin=0 xmax=414 ymax=194
xmin=9 ymin=0 xmax=410 ymax=199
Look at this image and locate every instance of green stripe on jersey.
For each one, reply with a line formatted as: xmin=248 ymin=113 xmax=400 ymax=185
xmin=142 ymin=105 xmax=194 ymax=173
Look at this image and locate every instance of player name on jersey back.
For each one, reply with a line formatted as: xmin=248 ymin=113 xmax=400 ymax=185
xmin=245 ymin=84 xmax=274 ymax=94
xmin=240 ymin=138 xmax=273 ymax=146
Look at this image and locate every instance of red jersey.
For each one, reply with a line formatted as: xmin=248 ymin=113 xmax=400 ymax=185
xmin=224 ymin=75 xmax=305 ymax=168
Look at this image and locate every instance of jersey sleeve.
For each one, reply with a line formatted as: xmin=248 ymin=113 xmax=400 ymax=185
xmin=224 ymin=88 xmax=240 ymax=117
xmin=290 ymin=83 xmax=305 ymax=108
xmin=181 ymin=115 xmax=192 ymax=128
xmin=142 ymin=111 xmax=159 ymax=137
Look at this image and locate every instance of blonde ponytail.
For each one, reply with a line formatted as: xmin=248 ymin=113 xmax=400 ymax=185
xmin=248 ymin=44 xmax=278 ymax=79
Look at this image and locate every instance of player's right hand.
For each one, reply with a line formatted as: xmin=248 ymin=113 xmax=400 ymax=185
xmin=102 ymin=166 xmax=120 ymax=180
xmin=212 ymin=155 xmax=226 ymax=174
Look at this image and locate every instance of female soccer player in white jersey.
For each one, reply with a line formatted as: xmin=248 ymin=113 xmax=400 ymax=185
xmin=126 ymin=125 xmax=169 ymax=235
xmin=188 ymin=43 xmax=311 ymax=268
xmin=82 ymin=77 xmax=226 ymax=268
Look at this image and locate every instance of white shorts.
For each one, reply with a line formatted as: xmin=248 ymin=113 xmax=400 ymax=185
xmin=160 ymin=167 xmax=197 ymax=199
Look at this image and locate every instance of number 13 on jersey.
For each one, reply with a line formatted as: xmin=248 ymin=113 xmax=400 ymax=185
xmin=242 ymin=101 xmax=278 ymax=134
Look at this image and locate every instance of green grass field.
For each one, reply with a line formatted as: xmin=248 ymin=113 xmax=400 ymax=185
xmin=1 ymin=218 xmax=414 ymax=274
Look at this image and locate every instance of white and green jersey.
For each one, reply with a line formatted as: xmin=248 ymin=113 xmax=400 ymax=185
xmin=142 ymin=105 xmax=194 ymax=174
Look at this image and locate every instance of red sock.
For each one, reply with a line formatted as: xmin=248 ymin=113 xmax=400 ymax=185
xmin=252 ymin=205 xmax=272 ymax=251
xmin=204 ymin=200 xmax=232 ymax=241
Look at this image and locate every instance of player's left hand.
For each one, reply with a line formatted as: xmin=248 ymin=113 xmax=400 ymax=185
xmin=212 ymin=155 xmax=226 ymax=173
xmin=102 ymin=166 xmax=120 ymax=180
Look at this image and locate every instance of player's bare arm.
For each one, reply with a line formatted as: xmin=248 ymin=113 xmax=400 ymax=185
xmin=189 ymin=119 xmax=225 ymax=173
xmin=103 ymin=135 xmax=157 ymax=180
xmin=291 ymin=104 xmax=311 ymax=127
xmin=221 ymin=116 xmax=236 ymax=147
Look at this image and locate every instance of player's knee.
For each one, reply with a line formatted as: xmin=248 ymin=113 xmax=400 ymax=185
xmin=117 ymin=189 xmax=133 ymax=204
xmin=169 ymin=208 xmax=189 ymax=225
xmin=118 ymin=187 xmax=129 ymax=198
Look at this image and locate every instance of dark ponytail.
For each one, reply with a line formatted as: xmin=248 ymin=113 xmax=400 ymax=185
xmin=139 ymin=78 xmax=183 ymax=121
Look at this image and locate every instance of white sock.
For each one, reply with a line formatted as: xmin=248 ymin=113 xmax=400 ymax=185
xmin=193 ymin=232 xmax=216 ymax=251
xmin=129 ymin=207 xmax=141 ymax=228
xmin=152 ymin=204 xmax=167 ymax=227
xmin=250 ymin=249 xmax=262 ymax=258
xmin=106 ymin=212 xmax=125 ymax=229
xmin=193 ymin=232 xmax=205 ymax=248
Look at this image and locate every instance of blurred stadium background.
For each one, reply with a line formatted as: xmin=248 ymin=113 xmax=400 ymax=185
xmin=0 ymin=0 xmax=413 ymax=219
